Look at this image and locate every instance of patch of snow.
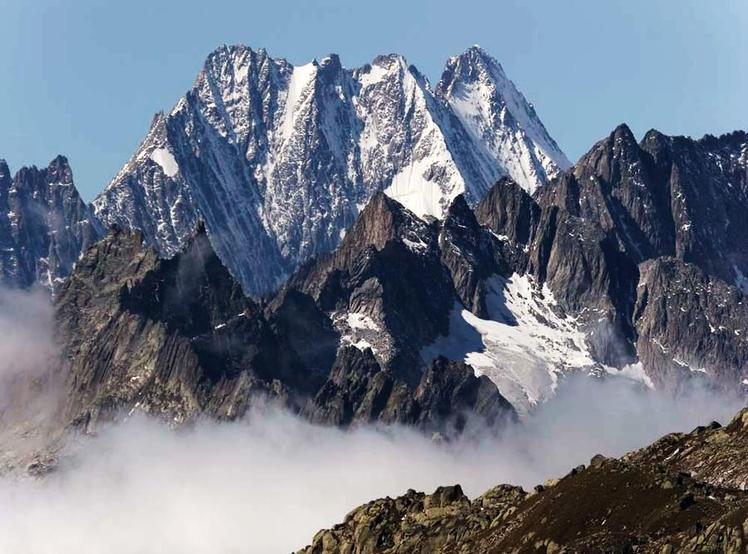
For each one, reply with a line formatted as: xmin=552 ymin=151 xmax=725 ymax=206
xmin=335 ymin=311 xmax=382 ymax=355
xmin=384 ymin=159 xmax=456 ymax=218
xmin=280 ymin=62 xmax=318 ymax=141
xmin=149 ymin=148 xmax=179 ymax=178
xmin=672 ymin=357 xmax=707 ymax=373
xmin=490 ymin=231 xmax=509 ymax=242
xmin=346 ymin=312 xmax=379 ymax=332
xmin=442 ymin=48 xmax=570 ymax=193
xmin=605 ymin=362 xmax=654 ymax=389
xmin=401 ymin=236 xmax=429 ymax=253
xmin=350 ymin=339 xmax=373 ymax=351
xmin=735 ymin=264 xmax=748 ymax=294
xmin=357 ymin=59 xmax=391 ymax=88
xmin=423 ymin=273 xmax=594 ymax=415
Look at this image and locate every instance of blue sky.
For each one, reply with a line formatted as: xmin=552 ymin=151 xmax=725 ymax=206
xmin=1 ymin=0 xmax=746 ymax=200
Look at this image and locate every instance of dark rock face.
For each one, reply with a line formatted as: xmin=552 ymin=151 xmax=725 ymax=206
xmin=298 ymin=407 xmax=748 ymax=554
xmin=55 ymin=218 xmax=516 ymax=432
xmin=56 ymin=226 xmax=308 ymax=428
xmin=305 ymin=346 xmax=406 ymax=427
xmin=413 ymin=356 xmax=516 ymax=433
xmin=634 ymin=257 xmax=748 ymax=387
xmin=475 ymin=174 xmax=641 ymax=367
xmin=528 ymin=205 xmax=640 ymax=365
xmin=522 ymin=126 xmax=748 ymax=384
xmin=290 ymin=192 xmax=459 ymax=384
xmin=439 ymin=195 xmax=509 ymax=318
xmin=540 ymin=125 xmax=748 ymax=286
xmin=0 ymin=157 xmax=102 ymax=290
xmin=306 ymin=350 xmax=514 ymax=433
xmin=475 ymin=176 xmax=540 ymax=247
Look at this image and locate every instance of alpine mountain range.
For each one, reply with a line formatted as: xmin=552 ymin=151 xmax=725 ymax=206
xmin=94 ymin=44 xmax=570 ymax=296
xmin=1 ymin=43 xmax=747 ymax=425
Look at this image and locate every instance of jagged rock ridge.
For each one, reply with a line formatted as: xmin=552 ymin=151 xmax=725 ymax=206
xmin=55 ymin=216 xmax=516 ymax=433
xmin=4 ymin=119 xmax=746 ymax=418
xmin=57 ymin=123 xmax=748 ymax=419
xmin=535 ymin=125 xmax=748 ymax=386
xmin=0 ymin=157 xmax=102 ymax=289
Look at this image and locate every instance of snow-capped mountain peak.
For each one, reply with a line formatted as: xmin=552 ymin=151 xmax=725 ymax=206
xmin=93 ymin=45 xmax=570 ymax=296
xmin=437 ymin=45 xmax=571 ymax=194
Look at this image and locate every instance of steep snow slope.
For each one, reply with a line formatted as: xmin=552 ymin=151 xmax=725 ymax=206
xmin=423 ymin=274 xmax=596 ymax=414
xmin=94 ymin=45 xmax=568 ymax=295
xmin=437 ymin=46 xmax=571 ymax=194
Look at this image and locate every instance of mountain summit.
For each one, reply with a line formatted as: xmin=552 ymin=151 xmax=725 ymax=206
xmin=93 ymin=45 xmax=569 ymax=295
xmin=436 ymin=45 xmax=570 ymax=193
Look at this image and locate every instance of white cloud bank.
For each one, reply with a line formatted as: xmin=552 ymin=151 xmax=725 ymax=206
xmin=0 ymin=377 xmax=742 ymax=554
xmin=0 ymin=286 xmax=743 ymax=553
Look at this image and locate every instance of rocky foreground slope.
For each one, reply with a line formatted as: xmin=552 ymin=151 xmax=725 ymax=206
xmin=298 ymin=408 xmax=748 ymax=553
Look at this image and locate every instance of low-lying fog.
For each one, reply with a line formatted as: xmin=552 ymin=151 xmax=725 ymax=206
xmin=0 ymin=287 xmax=743 ymax=553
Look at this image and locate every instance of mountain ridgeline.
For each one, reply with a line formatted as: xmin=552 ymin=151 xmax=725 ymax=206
xmin=0 ymin=44 xmax=747 ymax=425
xmin=55 ymin=212 xmax=516 ymax=434
xmin=47 ymin=121 xmax=748 ymax=429
xmin=0 ymin=157 xmax=102 ymax=289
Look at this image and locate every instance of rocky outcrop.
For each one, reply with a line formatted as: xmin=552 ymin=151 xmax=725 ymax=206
xmin=289 ymin=192 xmax=458 ymax=384
xmin=475 ymin=176 xmax=540 ymax=247
xmin=519 ymin=125 xmax=748 ymax=384
xmin=413 ymin=356 xmax=515 ymax=433
xmin=627 ymin=408 xmax=748 ymax=491
xmin=306 ymin=349 xmax=514 ymax=434
xmin=55 ymin=225 xmax=307 ymax=429
xmin=299 ymin=407 xmax=748 ymax=554
xmin=0 ymin=156 xmax=102 ymax=290
xmin=438 ymin=195 xmax=509 ymax=318
xmin=527 ymin=205 xmax=640 ymax=366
